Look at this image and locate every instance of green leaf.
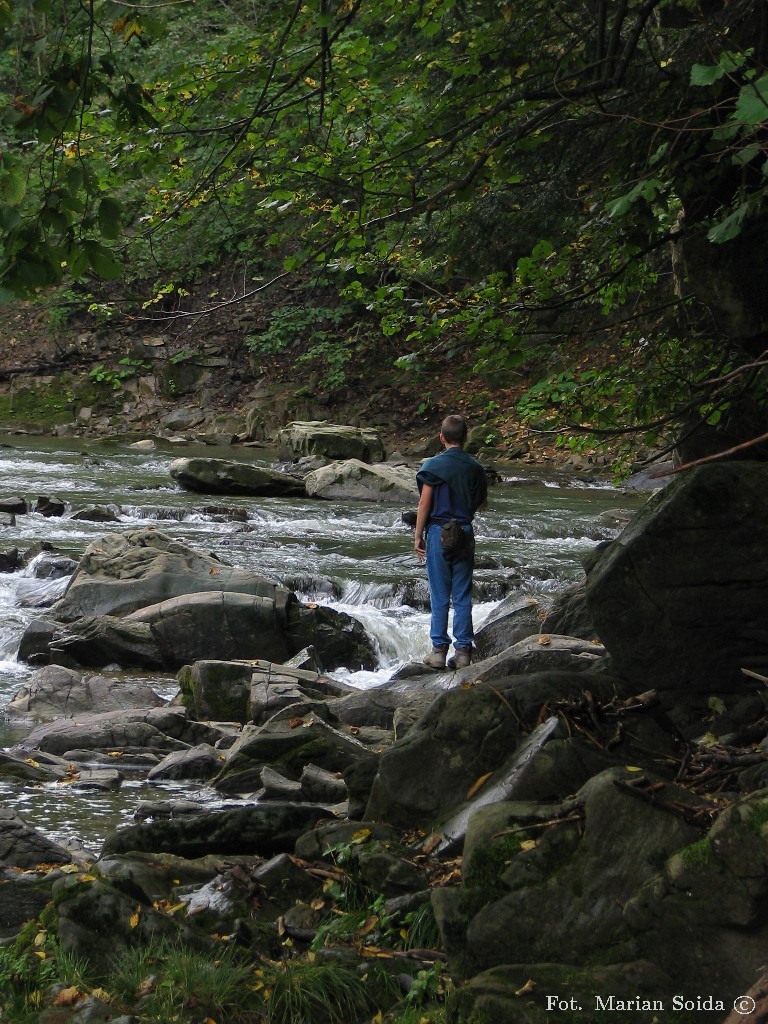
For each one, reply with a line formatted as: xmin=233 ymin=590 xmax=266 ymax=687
xmin=707 ymin=202 xmax=751 ymax=244
xmin=734 ymin=74 xmax=768 ymax=126
xmin=0 ymin=170 xmax=27 ymax=206
xmin=98 ymin=198 xmax=123 ymax=239
xmin=690 ymin=63 xmax=725 ymax=87
xmin=84 ymin=241 xmax=122 ymax=279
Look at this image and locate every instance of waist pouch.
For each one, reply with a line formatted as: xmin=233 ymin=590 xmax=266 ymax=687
xmin=440 ymin=519 xmax=471 ymax=560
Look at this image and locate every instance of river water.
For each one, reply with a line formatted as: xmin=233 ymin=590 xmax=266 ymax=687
xmin=0 ymin=438 xmax=646 ymax=852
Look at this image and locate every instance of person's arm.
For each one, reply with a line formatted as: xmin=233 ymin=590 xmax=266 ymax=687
xmin=414 ymin=484 xmax=433 ymax=562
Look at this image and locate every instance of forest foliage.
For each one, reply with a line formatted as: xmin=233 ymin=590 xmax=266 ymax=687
xmin=1 ymin=0 xmax=767 ymax=469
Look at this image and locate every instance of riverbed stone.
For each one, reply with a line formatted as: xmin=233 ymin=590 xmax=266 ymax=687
xmin=276 ymin=420 xmax=386 ymax=463
xmin=214 ymin=714 xmax=372 ymax=792
xmin=365 ymin=667 xmax=622 ymax=829
xmin=51 ymin=528 xmax=283 ymax=621
xmin=473 ymin=594 xmax=546 ymax=659
xmin=170 ymin=456 xmax=306 ymax=496
xmin=101 ymin=801 xmax=332 ymax=859
xmin=0 ymin=806 xmax=73 ymax=868
xmin=147 ymin=743 xmax=223 ymax=781
xmin=300 ymin=763 xmax=348 ymax=803
xmin=5 ymin=664 xmax=166 ymax=719
xmin=15 ymin=707 xmax=223 ymax=756
xmin=304 ymin=458 xmax=417 ymax=502
xmin=178 ymin=659 xmax=252 ymax=722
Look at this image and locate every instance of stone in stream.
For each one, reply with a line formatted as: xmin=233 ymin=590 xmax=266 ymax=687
xmin=0 ymin=806 xmax=74 ymax=868
xmin=50 ymin=528 xmax=282 ymax=622
xmin=44 ymin=590 xmax=377 ymax=673
xmin=13 ymin=706 xmax=225 ymax=757
xmin=304 ymin=458 xmax=418 ymax=502
xmin=4 ymin=664 xmax=166 ymax=720
xmin=170 ymin=456 xmax=305 ymax=496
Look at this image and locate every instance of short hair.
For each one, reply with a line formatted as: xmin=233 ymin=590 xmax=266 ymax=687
xmin=441 ymin=414 xmax=468 ymax=445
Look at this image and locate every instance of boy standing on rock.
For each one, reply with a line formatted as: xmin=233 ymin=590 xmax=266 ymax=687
xmin=414 ymin=414 xmax=488 ymax=669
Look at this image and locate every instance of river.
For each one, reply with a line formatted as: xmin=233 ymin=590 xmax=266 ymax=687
xmin=0 ymin=438 xmax=646 ymax=852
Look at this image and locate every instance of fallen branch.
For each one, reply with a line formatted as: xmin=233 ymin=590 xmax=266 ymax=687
xmin=650 ymin=430 xmax=768 ymax=478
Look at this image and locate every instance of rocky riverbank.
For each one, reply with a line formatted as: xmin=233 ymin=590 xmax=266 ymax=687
xmin=0 ymin=451 xmax=766 ymax=1023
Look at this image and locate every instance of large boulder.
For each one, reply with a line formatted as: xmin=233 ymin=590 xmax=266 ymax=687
xmin=0 ymin=806 xmax=73 ymax=868
xmin=585 ymin=462 xmax=768 ymax=693
xmin=47 ymin=592 xmax=376 ymax=672
xmin=214 ymin=714 xmax=373 ymax=792
xmin=169 ymin=457 xmax=305 ymax=496
xmin=5 ymin=664 xmax=166 ymax=719
xmin=50 ymin=529 xmax=282 ymax=622
xmin=445 ymin=776 xmax=768 ymax=1019
xmin=14 ymin=707 xmax=223 ymax=756
xmin=276 ymin=420 xmax=386 ymax=463
xmin=304 ymin=459 xmax=418 ymax=502
xmin=101 ymin=801 xmax=331 ymax=859
xmin=365 ymin=667 xmax=624 ymax=829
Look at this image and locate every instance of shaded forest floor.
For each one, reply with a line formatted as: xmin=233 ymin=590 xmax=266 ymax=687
xmin=0 ymin=264 xmax=597 ymax=468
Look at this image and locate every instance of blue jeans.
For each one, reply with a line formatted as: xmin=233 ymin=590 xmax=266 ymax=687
xmin=426 ymin=522 xmax=475 ymax=650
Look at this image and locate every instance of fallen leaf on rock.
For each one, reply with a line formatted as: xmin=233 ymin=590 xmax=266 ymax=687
xmin=515 ymin=978 xmax=536 ymax=996
xmin=422 ymin=833 xmax=442 ymax=855
xmin=54 ymin=986 xmax=83 ymax=1006
xmin=466 ymin=772 xmax=492 ymax=799
xmin=537 ymin=634 xmax=551 ymax=645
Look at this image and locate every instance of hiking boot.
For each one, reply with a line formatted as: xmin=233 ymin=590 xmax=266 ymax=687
xmin=447 ymin=647 xmax=472 ymax=670
xmin=422 ymin=646 xmax=449 ymax=669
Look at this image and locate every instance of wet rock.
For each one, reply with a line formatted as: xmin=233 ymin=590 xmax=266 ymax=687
xmin=214 ymin=714 xmax=372 ymax=792
xmin=101 ymin=801 xmax=332 ymax=859
xmin=304 ymin=459 xmax=417 ymax=502
xmin=0 ymin=546 xmax=20 ymax=571
xmin=18 ymin=618 xmax=58 ymax=665
xmin=170 ymin=456 xmax=305 ymax=497
xmin=51 ymin=874 xmax=203 ymax=975
xmin=365 ymin=667 xmax=620 ymax=829
xmin=68 ymin=505 xmax=121 ymax=523
xmin=0 ymin=750 xmax=68 ymax=782
xmin=541 ymin=579 xmax=599 ymax=641
xmin=0 ymin=867 xmax=61 ymax=941
xmin=458 ymin=769 xmax=704 ymax=974
xmin=147 ymin=744 xmax=223 ymax=782
xmin=258 ymin=766 xmax=304 ymax=800
xmin=51 ymin=528 xmax=282 ymax=621
xmin=178 ymin=659 xmax=252 ymax=723
xmin=0 ymin=806 xmax=73 ymax=868
xmin=35 ymin=495 xmax=66 ymax=516
xmin=293 ymin=819 xmax=400 ymax=861
xmin=474 ymin=594 xmax=546 ymax=659
xmin=0 ymin=496 xmax=27 ymax=515
xmin=5 ymin=664 xmax=166 ymax=720
xmin=15 ymin=707 xmax=224 ymax=756
xmin=300 ymin=763 xmax=347 ymax=803
xmin=69 ymin=768 xmax=123 ymax=791
xmin=49 ymin=616 xmax=165 ymax=669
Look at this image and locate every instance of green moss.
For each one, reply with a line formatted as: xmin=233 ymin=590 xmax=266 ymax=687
xmin=0 ymin=373 xmax=104 ymax=431
xmin=678 ymin=837 xmax=715 ymax=870
xmin=748 ymin=800 xmax=768 ymax=834
xmin=464 ymin=834 xmax=525 ymax=892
